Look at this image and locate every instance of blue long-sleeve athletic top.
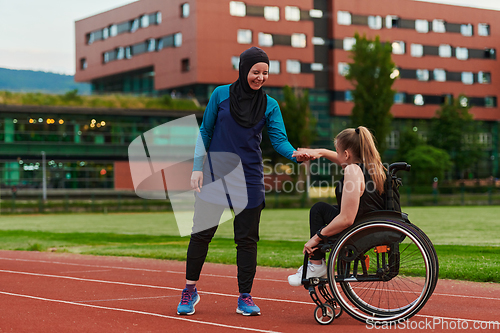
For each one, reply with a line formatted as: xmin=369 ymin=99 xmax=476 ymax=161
xmin=194 ymin=84 xmax=297 ymax=209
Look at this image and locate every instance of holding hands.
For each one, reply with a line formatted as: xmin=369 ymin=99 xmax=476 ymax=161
xmin=292 ymin=148 xmax=322 ymax=162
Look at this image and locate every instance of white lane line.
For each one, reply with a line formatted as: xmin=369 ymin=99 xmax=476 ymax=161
xmin=0 ymin=291 xmax=281 ymax=333
xmin=0 ymin=256 xmax=286 ymax=283
xmin=1 ymin=257 xmax=499 ymax=302
xmin=77 ymin=295 xmax=179 ymax=303
xmin=0 ymin=257 xmax=164 ymax=273
xmin=0 ymin=269 xmax=311 ymax=305
xmin=0 ymin=269 xmax=498 ymax=325
xmin=415 ymin=314 xmax=500 ymax=325
xmin=59 ymin=270 xmax=112 ymax=274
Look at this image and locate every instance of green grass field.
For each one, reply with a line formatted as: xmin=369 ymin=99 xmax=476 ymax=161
xmin=0 ymin=206 xmax=498 ymax=282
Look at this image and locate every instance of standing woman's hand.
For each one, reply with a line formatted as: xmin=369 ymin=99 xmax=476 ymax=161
xmin=191 ymin=171 xmax=203 ymax=192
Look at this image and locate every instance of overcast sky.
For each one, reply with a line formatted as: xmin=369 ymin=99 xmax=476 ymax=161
xmin=0 ymin=0 xmax=499 ymax=76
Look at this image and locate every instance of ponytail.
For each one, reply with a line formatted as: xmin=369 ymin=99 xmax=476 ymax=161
xmin=357 ymin=127 xmax=386 ymax=194
xmin=335 ymin=126 xmax=387 ymax=194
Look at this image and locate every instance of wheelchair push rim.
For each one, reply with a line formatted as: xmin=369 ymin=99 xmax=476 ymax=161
xmin=327 ymin=220 xmax=436 ymax=324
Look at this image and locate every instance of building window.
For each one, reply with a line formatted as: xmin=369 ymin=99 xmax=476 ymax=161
xmin=433 ymin=19 xmax=446 ymax=33
xmin=285 ymin=6 xmax=300 ymax=21
xmin=414 ymin=94 xmax=424 ymax=106
xmin=140 ymin=15 xmax=149 ymax=28
xmin=438 ymin=44 xmax=452 ymax=58
xmin=459 ymin=96 xmax=468 ymax=107
xmin=286 ymin=60 xmax=301 ymax=74
xmin=461 ymin=24 xmax=473 ymax=36
xmin=312 ymin=37 xmax=325 ymax=45
xmin=485 ymin=97 xmax=496 ymax=108
xmin=478 ymin=23 xmax=490 ymax=36
xmin=231 ymin=56 xmax=240 ymax=70
xmin=415 ymin=19 xmax=429 ymax=33
xmin=416 ymin=69 xmax=429 ymax=81
xmin=394 ymin=93 xmax=406 ymax=104
xmin=258 ymin=33 xmax=273 ymax=47
xmin=237 ymin=29 xmax=252 ymax=44
xmin=102 ymin=27 xmax=109 ymax=40
xmin=461 ymin=72 xmax=474 ymax=85
xmin=147 ymin=39 xmax=156 ymax=52
xmin=345 ymin=91 xmax=353 ymax=102
xmin=434 ymin=69 xmax=446 ymax=82
xmin=337 ymin=11 xmax=351 ymax=25
xmin=125 ymin=46 xmax=132 ymax=59
xmin=108 ymin=25 xmax=117 ymax=37
xmin=386 ymin=130 xmax=400 ymax=149
xmin=181 ymin=3 xmax=190 ymax=18
xmin=368 ymin=16 xmax=382 ymax=30
xmin=156 ymin=12 xmax=162 ymax=24
xmin=338 ymin=62 xmax=350 ymax=76
xmin=87 ymin=32 xmax=94 ymax=45
xmin=478 ymin=71 xmax=491 ymax=84
xmin=343 ymin=37 xmax=356 ymax=51
xmin=456 ymin=47 xmax=469 ymax=60
xmin=484 ymin=48 xmax=496 ymax=59
xmin=309 ymin=9 xmax=323 ymax=18
xmin=264 ymin=6 xmax=280 ymax=21
xmin=311 ymin=63 xmax=324 ymax=71
xmin=103 ymin=52 xmax=110 ymax=64
xmin=174 ymin=33 xmax=182 ymax=47
xmin=230 ymin=1 xmax=246 ymax=17
xmin=181 ymin=58 xmax=190 ymax=72
xmin=80 ymin=58 xmax=87 ymax=70
xmin=157 ymin=39 xmax=164 ymax=50
xmin=411 ymin=44 xmax=424 ymax=57
xmin=116 ymin=47 xmax=125 ymax=60
xmin=392 ymin=41 xmax=405 ymax=55
xmin=291 ymin=33 xmax=306 ymax=48
xmin=269 ymin=60 xmax=280 ymax=74
xmin=386 ymin=15 xmax=400 ymax=29
xmin=130 ymin=18 xmax=140 ymax=32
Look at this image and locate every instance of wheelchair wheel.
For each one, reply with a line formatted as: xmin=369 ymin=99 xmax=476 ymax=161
xmin=314 ymin=304 xmax=335 ymax=325
xmin=327 ymin=219 xmax=438 ymax=324
xmin=402 ymin=220 xmax=440 ymax=295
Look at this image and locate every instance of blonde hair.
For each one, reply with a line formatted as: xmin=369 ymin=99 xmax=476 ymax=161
xmin=335 ymin=126 xmax=386 ymax=194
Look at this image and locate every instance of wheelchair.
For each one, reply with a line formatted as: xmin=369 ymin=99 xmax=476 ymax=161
xmin=301 ymin=162 xmax=439 ymax=325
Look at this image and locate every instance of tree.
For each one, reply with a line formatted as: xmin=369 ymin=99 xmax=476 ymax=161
xmin=395 ymin=125 xmax=426 ymax=163
xmin=428 ymin=95 xmax=483 ymax=179
xmin=405 ymin=145 xmax=452 ymax=186
xmin=279 ymin=86 xmax=317 ymax=149
xmin=260 ymin=86 xmax=316 ymax=193
xmin=345 ymin=32 xmax=397 ymax=154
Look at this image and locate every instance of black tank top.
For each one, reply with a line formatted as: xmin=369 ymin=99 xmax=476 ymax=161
xmin=335 ymin=163 xmax=385 ymax=220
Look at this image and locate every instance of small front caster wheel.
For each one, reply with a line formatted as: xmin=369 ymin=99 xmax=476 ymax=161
xmin=314 ymin=304 xmax=335 ymax=325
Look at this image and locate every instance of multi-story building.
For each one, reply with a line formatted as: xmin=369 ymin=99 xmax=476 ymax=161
xmin=74 ymin=0 xmax=499 ymax=176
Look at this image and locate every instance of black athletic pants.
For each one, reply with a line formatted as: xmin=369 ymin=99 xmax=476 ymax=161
xmin=309 ymin=202 xmax=340 ymax=261
xmin=186 ymin=198 xmax=263 ymax=294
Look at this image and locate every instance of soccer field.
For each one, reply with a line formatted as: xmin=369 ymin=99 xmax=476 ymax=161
xmin=1 ymin=206 xmax=499 ymax=246
xmin=0 ymin=206 xmax=498 ymax=282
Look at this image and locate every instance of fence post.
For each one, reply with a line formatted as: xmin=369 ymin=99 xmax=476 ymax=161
xmin=461 ymin=182 xmax=465 ymax=206
xmin=64 ymin=193 xmax=69 ymax=212
xmin=38 ymin=195 xmax=44 ymax=213
xmin=91 ymin=193 xmax=95 ymax=212
xmin=118 ymin=193 xmax=122 ymax=211
xmin=406 ymin=186 xmax=411 ymax=206
xmin=488 ymin=180 xmax=493 ymax=205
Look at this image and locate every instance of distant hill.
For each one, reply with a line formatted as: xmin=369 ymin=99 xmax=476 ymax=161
xmin=0 ymin=68 xmax=91 ymax=95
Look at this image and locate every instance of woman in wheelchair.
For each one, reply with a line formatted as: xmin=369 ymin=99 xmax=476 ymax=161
xmin=288 ymin=126 xmax=386 ymax=286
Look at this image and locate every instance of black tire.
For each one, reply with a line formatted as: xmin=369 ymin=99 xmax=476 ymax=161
xmin=327 ymin=218 xmax=438 ymax=324
xmin=314 ymin=304 xmax=335 ymax=325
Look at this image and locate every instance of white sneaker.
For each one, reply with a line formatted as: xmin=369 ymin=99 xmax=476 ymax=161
xmin=288 ymin=260 xmax=327 ymax=287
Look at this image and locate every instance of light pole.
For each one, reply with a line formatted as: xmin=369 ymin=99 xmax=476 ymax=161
xmin=42 ymin=151 xmax=47 ymax=201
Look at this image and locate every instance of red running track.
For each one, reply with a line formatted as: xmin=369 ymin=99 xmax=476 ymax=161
xmin=0 ymin=250 xmax=498 ymax=332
